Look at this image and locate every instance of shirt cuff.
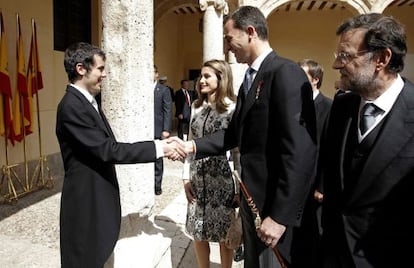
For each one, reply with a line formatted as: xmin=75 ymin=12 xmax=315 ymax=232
xmin=154 ymin=140 xmax=164 ymax=158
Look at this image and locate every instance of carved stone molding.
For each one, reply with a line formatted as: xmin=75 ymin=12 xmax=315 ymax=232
xmin=199 ymin=0 xmax=229 ymax=14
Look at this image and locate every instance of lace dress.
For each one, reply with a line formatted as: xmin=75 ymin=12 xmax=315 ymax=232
xmin=184 ymin=99 xmax=236 ymax=242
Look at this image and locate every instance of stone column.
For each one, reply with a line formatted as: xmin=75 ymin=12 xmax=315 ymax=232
xmin=101 ymin=1 xmax=169 ymax=267
xmin=228 ymin=51 xmax=247 ymax=96
xmin=199 ymin=0 xmax=229 ymax=62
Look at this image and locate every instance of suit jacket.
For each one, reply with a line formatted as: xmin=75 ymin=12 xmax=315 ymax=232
xmin=320 ymin=79 xmax=414 ymax=267
xmin=313 ymin=92 xmax=333 ymax=194
xmin=291 ymin=91 xmax=333 ymax=267
xmin=154 ymin=82 xmax=172 ymax=138
xmin=315 ymin=92 xmax=333 ymax=146
xmin=194 ymin=51 xmax=317 ymax=262
xmin=175 ymin=89 xmax=192 ymax=121
xmin=56 ymin=85 xmax=157 ymax=268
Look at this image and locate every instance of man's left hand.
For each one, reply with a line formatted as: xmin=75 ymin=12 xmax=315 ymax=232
xmin=257 ymin=216 xmax=286 ymax=248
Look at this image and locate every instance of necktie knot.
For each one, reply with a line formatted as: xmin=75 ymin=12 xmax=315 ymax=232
xmin=91 ymin=98 xmax=98 ymax=111
xmin=360 ymin=103 xmax=383 ymax=135
xmin=243 ymin=67 xmax=255 ymax=96
xmin=91 ymin=98 xmax=102 ymax=119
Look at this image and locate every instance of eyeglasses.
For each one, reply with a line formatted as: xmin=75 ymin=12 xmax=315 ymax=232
xmin=333 ymin=50 xmax=370 ymax=65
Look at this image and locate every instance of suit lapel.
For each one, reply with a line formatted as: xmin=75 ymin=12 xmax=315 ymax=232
xmin=339 ymin=96 xmax=360 ymax=191
xmin=238 ymin=52 xmax=275 ymax=125
xmin=314 ymin=94 xmax=323 ymax=115
xmin=98 ymin=109 xmax=115 ymax=138
xmin=90 ymin=102 xmax=112 ymax=137
xmin=67 ymin=86 xmax=112 ymax=137
xmin=349 ymin=84 xmax=414 ymax=204
xmin=232 ymin=88 xmax=245 ymax=143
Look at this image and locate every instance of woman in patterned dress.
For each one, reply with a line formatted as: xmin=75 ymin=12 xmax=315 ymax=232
xmin=182 ymin=59 xmax=237 ymax=268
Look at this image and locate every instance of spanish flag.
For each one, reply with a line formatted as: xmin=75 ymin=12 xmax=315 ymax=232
xmin=0 ymin=11 xmax=15 ymax=144
xmin=12 ymin=14 xmax=31 ymax=142
xmin=27 ymin=18 xmax=43 ymax=96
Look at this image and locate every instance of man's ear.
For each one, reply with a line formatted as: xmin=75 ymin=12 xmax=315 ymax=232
xmin=246 ymin=25 xmax=255 ymax=40
xmin=313 ymin=77 xmax=320 ymax=87
xmin=375 ymin=48 xmax=392 ymax=72
xmin=76 ymin=63 xmax=86 ymax=76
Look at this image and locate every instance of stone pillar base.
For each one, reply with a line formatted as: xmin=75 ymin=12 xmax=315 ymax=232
xmin=105 ymin=215 xmax=172 ymax=268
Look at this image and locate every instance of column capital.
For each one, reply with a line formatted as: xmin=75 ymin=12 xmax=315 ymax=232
xmin=199 ymin=0 xmax=228 ymax=14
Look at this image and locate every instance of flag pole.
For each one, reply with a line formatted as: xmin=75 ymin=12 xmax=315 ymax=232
xmin=33 ymin=20 xmax=42 ymax=157
xmin=0 ymin=11 xmax=23 ymax=203
xmin=16 ymin=13 xmax=29 ymax=192
xmin=29 ymin=18 xmax=53 ymax=190
xmin=0 ymin=98 xmax=19 ymax=203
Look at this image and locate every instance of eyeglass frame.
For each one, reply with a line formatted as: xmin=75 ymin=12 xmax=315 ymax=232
xmin=333 ymin=50 xmax=371 ymax=65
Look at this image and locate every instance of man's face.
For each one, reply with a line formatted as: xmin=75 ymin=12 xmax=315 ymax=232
xmin=81 ymin=55 xmax=106 ymax=96
xmin=301 ymin=65 xmax=317 ymax=91
xmin=333 ymin=29 xmax=378 ymax=96
xmin=224 ymin=19 xmax=251 ymax=64
xmin=182 ymin=81 xmax=189 ymax=89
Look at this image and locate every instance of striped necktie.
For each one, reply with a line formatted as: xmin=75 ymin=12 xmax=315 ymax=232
xmin=243 ymin=67 xmax=255 ymax=96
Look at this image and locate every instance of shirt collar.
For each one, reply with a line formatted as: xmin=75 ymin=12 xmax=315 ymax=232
xmin=313 ymin=89 xmax=320 ymax=100
xmin=360 ymin=74 xmax=404 ymax=114
xmin=71 ymin=84 xmax=94 ymax=104
xmin=250 ymin=47 xmax=272 ymax=72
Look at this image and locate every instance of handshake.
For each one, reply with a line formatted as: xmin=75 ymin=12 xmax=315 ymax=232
xmin=159 ymin=136 xmax=194 ymax=161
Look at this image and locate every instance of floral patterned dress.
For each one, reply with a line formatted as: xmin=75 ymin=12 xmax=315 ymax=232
xmin=184 ymin=98 xmax=236 ymax=242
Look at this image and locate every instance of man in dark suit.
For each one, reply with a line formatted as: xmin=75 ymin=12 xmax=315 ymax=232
xmin=56 ymin=42 xmax=180 ymax=268
xmin=159 ymin=75 xmax=175 ymax=102
xmin=153 ymin=66 xmax=172 ymax=195
xmin=299 ymin=59 xmax=332 ymax=146
xmin=175 ymin=79 xmax=192 ymax=140
xmin=173 ymin=6 xmax=317 ymax=268
xmin=295 ymin=59 xmax=332 ymax=267
xmin=319 ymin=13 xmax=413 ymax=267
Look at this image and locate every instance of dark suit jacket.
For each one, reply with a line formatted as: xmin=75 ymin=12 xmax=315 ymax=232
xmin=320 ymin=79 xmax=414 ymax=267
xmin=154 ymin=82 xmax=172 ymax=138
xmin=194 ymin=51 xmax=317 ymax=262
xmin=315 ymin=92 xmax=333 ymax=146
xmin=313 ymin=92 xmax=333 ymax=195
xmin=175 ymin=89 xmax=192 ymax=121
xmin=292 ymin=91 xmax=332 ymax=266
xmin=56 ymin=85 xmax=157 ymax=268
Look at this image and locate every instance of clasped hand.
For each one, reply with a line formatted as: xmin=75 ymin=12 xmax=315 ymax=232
xmin=160 ymin=136 xmax=194 ymax=161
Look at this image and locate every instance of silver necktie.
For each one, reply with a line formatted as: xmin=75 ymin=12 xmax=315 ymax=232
xmin=360 ymin=103 xmax=382 ymax=135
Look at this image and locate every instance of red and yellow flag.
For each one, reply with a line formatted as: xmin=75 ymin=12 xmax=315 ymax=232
xmin=0 ymin=11 xmax=15 ymax=144
xmin=12 ymin=14 xmax=32 ymax=142
xmin=27 ymin=18 xmax=43 ymax=96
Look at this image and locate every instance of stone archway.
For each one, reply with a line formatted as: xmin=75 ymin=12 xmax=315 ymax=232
xmin=371 ymin=0 xmax=395 ymax=12
xmin=155 ymin=0 xmax=201 ymax=26
xmin=257 ymin=0 xmax=370 ymax=17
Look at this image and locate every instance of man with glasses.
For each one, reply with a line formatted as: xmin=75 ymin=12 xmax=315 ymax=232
xmin=319 ymin=13 xmax=414 ymax=267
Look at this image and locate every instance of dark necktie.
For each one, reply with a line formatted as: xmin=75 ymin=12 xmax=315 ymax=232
xmin=243 ymin=67 xmax=255 ymax=96
xmin=359 ymin=103 xmax=382 ymax=135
